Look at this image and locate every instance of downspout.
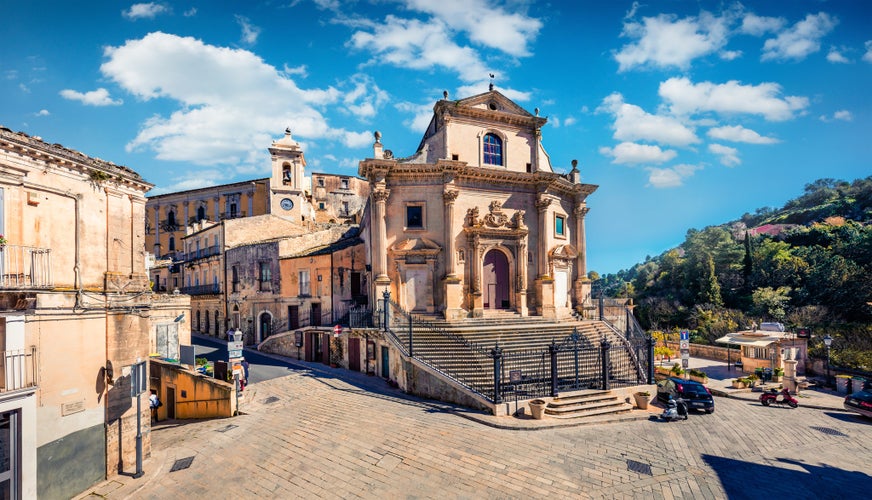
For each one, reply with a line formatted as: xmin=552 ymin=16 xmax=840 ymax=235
xmin=330 ymin=251 xmax=335 ymax=324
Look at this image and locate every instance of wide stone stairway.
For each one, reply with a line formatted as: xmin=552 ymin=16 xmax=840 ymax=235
xmin=392 ymin=313 xmax=643 ymax=419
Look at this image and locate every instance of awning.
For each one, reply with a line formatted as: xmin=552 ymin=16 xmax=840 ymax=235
xmin=715 ymin=335 xmax=776 ymax=347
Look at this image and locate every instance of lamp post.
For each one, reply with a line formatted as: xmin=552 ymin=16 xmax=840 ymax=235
xmin=823 ymin=334 xmax=833 ymax=387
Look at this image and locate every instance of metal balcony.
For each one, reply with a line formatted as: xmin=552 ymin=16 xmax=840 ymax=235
xmin=1 ymin=346 xmax=37 ymax=392
xmin=180 ymin=283 xmax=221 ymax=295
xmin=0 ymin=245 xmax=53 ymax=289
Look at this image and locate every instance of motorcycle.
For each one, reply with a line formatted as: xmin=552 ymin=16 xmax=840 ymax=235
xmin=760 ymin=387 xmax=798 ymax=408
xmin=661 ymin=397 xmax=689 ymax=422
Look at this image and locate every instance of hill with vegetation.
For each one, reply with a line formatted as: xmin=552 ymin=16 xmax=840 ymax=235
xmin=594 ymin=177 xmax=872 ymax=370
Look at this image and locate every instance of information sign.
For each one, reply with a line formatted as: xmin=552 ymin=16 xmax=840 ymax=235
xmin=228 ymin=349 xmax=243 ymax=359
xmin=679 ymin=340 xmax=689 ymax=350
xmin=680 ymin=330 xmax=689 ymax=341
xmin=509 ymin=370 xmax=522 ymax=383
xmin=228 ymin=340 xmax=244 ymax=351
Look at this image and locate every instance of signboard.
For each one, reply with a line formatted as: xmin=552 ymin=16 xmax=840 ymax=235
xmin=682 ymin=358 xmax=689 ymax=369
xmin=130 ymin=361 xmax=147 ymax=397
xmin=509 ymin=370 xmax=522 ymax=383
xmin=681 ymin=351 xmax=690 ymax=360
xmin=679 ymin=340 xmax=689 ymax=350
xmin=228 ymin=349 xmax=243 ymax=359
xmin=796 ymin=328 xmax=811 ymax=339
xmin=228 ymin=340 xmax=244 ymax=351
xmin=680 ymin=330 xmax=689 ymax=341
xmin=295 ymin=331 xmax=304 ymax=347
xmin=333 ymin=325 xmax=342 ymax=337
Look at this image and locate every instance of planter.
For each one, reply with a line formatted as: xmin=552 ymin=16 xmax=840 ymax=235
xmin=528 ymin=399 xmax=547 ymax=420
xmin=731 ymin=380 xmax=747 ymax=389
xmin=633 ymin=393 xmax=650 ymax=410
xmin=690 ymin=375 xmax=709 ymax=384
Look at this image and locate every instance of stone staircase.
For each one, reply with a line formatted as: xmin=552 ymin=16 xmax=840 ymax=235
xmin=544 ymin=389 xmax=634 ymax=419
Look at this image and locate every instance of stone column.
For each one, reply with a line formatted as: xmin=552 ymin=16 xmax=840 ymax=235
xmin=372 ymin=188 xmax=391 ymax=285
xmin=154 ymin=205 xmax=161 ymax=253
xmin=443 ymin=189 xmax=459 ymax=277
xmin=532 ymin=128 xmax=541 ymax=172
xmin=574 ymin=204 xmax=590 ymax=307
xmin=247 ymin=191 xmax=254 ymax=217
xmin=183 ymin=201 xmax=189 ymax=228
xmin=535 ymin=197 xmax=552 ymax=278
xmin=213 ymin=195 xmax=220 ymax=221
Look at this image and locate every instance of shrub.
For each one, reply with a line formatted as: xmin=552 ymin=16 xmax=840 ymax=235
xmin=689 ymin=368 xmax=707 ymax=378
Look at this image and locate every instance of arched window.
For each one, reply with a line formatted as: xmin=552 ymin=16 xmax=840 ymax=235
xmin=168 ymin=236 xmax=175 ymax=252
xmin=483 ymin=133 xmax=503 ymax=166
xmin=167 ymin=210 xmax=176 ymax=227
xmin=197 ymin=205 xmax=206 ymax=221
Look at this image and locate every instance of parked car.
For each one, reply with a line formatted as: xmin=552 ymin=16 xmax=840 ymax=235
xmin=656 ymin=377 xmax=715 ymax=413
xmin=844 ymin=389 xmax=872 ymax=418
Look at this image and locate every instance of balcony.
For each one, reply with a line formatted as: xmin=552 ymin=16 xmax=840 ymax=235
xmin=158 ymin=219 xmax=180 ymax=232
xmin=220 ymin=211 xmax=246 ymax=220
xmin=0 ymin=245 xmax=53 ymax=289
xmin=1 ymin=347 xmax=37 ymax=392
xmin=180 ymin=283 xmax=221 ymax=296
xmin=185 ymin=245 xmax=221 ymax=261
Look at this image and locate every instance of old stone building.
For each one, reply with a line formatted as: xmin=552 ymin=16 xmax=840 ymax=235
xmin=0 ymin=126 xmax=188 ymax=498
xmin=311 ymin=173 xmax=370 ymax=224
xmin=359 ymin=89 xmax=597 ymax=320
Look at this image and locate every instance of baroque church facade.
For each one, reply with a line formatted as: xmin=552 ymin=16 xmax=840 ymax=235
xmin=360 ymin=89 xmax=597 ymax=320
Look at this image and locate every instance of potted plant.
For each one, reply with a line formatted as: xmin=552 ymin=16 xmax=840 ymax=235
xmin=528 ymin=399 xmax=547 ymax=419
xmin=773 ymin=367 xmax=784 ymax=382
xmin=731 ymin=378 xmax=748 ymax=389
xmin=746 ymin=374 xmax=759 ymax=389
xmin=633 ymin=391 xmax=651 ymax=409
xmin=0 ymin=234 xmax=6 ymax=250
xmin=689 ymin=369 xmax=709 ymax=384
xmin=670 ymin=363 xmax=684 ymax=376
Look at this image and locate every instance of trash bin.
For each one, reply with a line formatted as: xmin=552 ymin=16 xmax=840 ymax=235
xmin=851 ymin=377 xmax=867 ymax=393
xmin=763 ymin=368 xmax=772 ymax=382
xmin=835 ymin=375 xmax=850 ymax=394
xmin=755 ymin=368 xmax=764 ymax=380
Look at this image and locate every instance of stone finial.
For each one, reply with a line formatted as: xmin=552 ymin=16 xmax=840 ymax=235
xmin=535 ymin=107 xmax=540 ymax=117
xmin=443 ymin=90 xmax=448 ymax=99
xmin=571 ymin=159 xmax=578 ymax=171
xmin=374 ymin=130 xmax=381 ymax=143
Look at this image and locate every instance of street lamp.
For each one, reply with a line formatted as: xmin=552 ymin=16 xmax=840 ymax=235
xmin=823 ymin=334 xmax=833 ymax=387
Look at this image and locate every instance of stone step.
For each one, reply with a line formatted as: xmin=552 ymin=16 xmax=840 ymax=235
xmin=545 ymin=402 xmax=634 ymax=420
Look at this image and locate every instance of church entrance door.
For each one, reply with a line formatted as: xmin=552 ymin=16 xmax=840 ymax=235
xmin=483 ymin=250 xmax=510 ymax=309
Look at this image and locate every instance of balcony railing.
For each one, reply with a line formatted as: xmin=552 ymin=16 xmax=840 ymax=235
xmin=0 ymin=245 xmax=53 ymax=289
xmin=1 ymin=347 xmax=37 ymax=392
xmin=220 ymin=211 xmax=246 ymax=220
xmin=180 ymin=283 xmax=221 ymax=295
xmin=185 ymin=245 xmax=220 ymax=261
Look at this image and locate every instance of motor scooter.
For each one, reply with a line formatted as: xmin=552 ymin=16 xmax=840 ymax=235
xmin=760 ymin=387 xmax=798 ymax=408
xmin=661 ymin=397 xmax=688 ymax=421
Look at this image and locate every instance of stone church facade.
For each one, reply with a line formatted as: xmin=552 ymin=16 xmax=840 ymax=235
xmin=359 ymin=89 xmax=597 ymax=320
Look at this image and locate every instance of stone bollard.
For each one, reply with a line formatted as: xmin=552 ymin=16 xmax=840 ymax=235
xmin=783 ymin=359 xmax=798 ymax=394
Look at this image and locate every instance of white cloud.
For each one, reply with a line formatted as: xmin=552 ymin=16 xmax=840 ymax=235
xmin=99 ymin=32 xmax=365 ymax=168
xmin=183 ymin=8 xmax=197 ymax=17
xmin=402 ymin=0 xmax=542 ymax=57
xmin=395 ymin=101 xmax=434 ymax=133
xmin=761 ymin=12 xmax=837 ymax=61
xmin=19 ymin=83 xmax=30 ymax=93
xmin=59 ymin=87 xmax=123 ymax=106
xmin=659 ymin=77 xmax=808 ymax=121
xmin=863 ymin=41 xmax=872 ymax=63
xmin=349 ymin=16 xmax=488 ymax=82
xmin=826 ymin=47 xmax=850 ymax=63
xmin=147 ymin=169 xmax=228 ymax=195
xmin=283 ymin=64 xmax=308 ymax=77
xmin=550 ymin=116 xmax=561 ymax=127
xmin=646 ymin=164 xmax=700 ymax=188
xmin=600 ymin=142 xmax=677 ymax=165
xmin=739 ymin=13 xmax=784 ymax=36
xmin=707 ymin=125 xmax=779 ymax=144
xmin=614 ymin=11 xmax=732 ymax=71
xmin=719 ymin=50 xmax=742 ymax=61
xmin=122 ymin=3 xmax=169 ymax=20
xmin=235 ymin=15 xmax=261 ymax=45
xmin=563 ymin=116 xmax=577 ymax=127
xmin=35 ymin=109 xmax=50 ymax=116
xmin=342 ymin=74 xmax=389 ymax=120
xmin=709 ymin=143 xmax=740 ymax=166
xmin=820 ymin=110 xmax=853 ymax=122
xmin=455 ymin=81 xmax=531 ymax=101
xmin=598 ymin=93 xmax=699 ymax=147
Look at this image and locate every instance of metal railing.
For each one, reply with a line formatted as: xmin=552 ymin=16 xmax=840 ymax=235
xmin=179 ymin=283 xmax=221 ymax=295
xmin=378 ymin=291 xmax=654 ymax=405
xmin=185 ymin=245 xmax=220 ymax=261
xmin=0 ymin=245 xmax=53 ymax=289
xmin=1 ymin=347 xmax=37 ymax=392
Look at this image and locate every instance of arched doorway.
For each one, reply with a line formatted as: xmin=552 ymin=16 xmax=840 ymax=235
xmin=259 ymin=312 xmax=272 ymax=341
xmin=483 ymin=249 xmax=510 ymax=309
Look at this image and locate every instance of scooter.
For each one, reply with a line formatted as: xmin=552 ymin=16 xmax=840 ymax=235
xmin=661 ymin=397 xmax=689 ymax=422
xmin=760 ymin=387 xmax=798 ymax=408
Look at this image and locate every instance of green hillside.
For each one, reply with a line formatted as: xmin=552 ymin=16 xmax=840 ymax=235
xmin=595 ymin=177 xmax=872 ymax=370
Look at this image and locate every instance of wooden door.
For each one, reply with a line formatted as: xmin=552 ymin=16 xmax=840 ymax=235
xmin=348 ymin=338 xmax=361 ymax=372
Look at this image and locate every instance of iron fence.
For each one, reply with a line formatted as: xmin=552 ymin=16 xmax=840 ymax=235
xmin=1 ymin=347 xmax=37 ymax=391
xmin=0 ymin=245 xmax=52 ymax=289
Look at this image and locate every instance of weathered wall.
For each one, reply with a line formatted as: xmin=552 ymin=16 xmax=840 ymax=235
xmin=37 ymin=423 xmax=105 ymax=500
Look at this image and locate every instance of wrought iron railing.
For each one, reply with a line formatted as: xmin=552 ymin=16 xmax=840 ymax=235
xmin=1 ymin=347 xmax=37 ymax=392
xmin=0 ymin=245 xmax=53 ymax=289
xmin=179 ymin=283 xmax=220 ymax=295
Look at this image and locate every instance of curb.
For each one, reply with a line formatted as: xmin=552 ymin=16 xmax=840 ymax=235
xmin=710 ymin=387 xmax=848 ymax=412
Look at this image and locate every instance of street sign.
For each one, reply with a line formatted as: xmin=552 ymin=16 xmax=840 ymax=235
xmin=680 ymin=330 xmax=689 ymax=341
xmin=509 ymin=370 xmax=522 ymax=383
xmin=333 ymin=324 xmax=342 ymax=337
xmin=228 ymin=349 xmax=243 ymax=359
xmin=682 ymin=358 xmax=689 ymax=369
xmin=130 ymin=361 xmax=146 ymax=397
xmin=681 ymin=351 xmax=690 ymax=360
xmin=679 ymin=340 xmax=689 ymax=350
xmin=228 ymin=340 xmax=243 ymax=351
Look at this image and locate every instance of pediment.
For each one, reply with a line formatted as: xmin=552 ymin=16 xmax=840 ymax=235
xmin=549 ymin=244 xmax=578 ymax=259
xmin=455 ymin=90 xmax=535 ymax=118
xmin=391 ymin=237 xmax=442 ymax=254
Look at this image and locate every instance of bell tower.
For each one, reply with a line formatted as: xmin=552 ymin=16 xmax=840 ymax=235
xmin=269 ymin=128 xmax=307 ymax=222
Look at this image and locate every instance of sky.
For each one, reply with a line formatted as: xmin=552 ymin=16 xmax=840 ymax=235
xmin=2 ymin=1 xmax=870 ymax=275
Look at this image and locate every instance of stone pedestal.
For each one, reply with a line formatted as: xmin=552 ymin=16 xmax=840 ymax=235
xmin=783 ymin=359 xmax=799 ymax=394
xmin=443 ymin=278 xmax=465 ymax=320
xmin=537 ymin=278 xmax=556 ymax=319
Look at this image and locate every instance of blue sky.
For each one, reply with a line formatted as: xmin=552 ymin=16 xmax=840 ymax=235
xmin=2 ymin=1 xmax=870 ymax=275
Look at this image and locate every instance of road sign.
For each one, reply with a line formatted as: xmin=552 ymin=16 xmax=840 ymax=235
xmin=681 ymin=351 xmax=690 ymax=360
xmin=680 ymin=330 xmax=689 ymax=341
xmin=680 ymin=340 xmax=689 ymax=350
xmin=682 ymin=358 xmax=689 ymax=369
xmin=333 ymin=325 xmax=342 ymax=337
xmin=228 ymin=340 xmax=243 ymax=351
xmin=228 ymin=349 xmax=243 ymax=359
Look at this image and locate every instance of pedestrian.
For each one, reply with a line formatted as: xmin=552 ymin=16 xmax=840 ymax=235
xmin=242 ymin=358 xmax=250 ymax=383
xmin=149 ymin=390 xmax=162 ymax=423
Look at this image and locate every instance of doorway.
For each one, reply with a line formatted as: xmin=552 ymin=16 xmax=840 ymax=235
xmin=381 ymin=346 xmax=390 ymax=378
xmin=482 ymin=249 xmax=510 ymax=309
xmin=348 ymin=338 xmax=361 ymax=372
xmin=259 ymin=312 xmax=272 ymax=341
xmin=166 ymin=387 xmax=176 ymax=419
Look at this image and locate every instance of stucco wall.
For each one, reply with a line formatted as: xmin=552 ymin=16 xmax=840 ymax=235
xmin=150 ymin=359 xmax=235 ymax=419
xmin=37 ymin=423 xmax=106 ymax=500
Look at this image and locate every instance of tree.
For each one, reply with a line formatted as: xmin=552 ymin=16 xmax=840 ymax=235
xmin=751 ymin=286 xmax=792 ymax=322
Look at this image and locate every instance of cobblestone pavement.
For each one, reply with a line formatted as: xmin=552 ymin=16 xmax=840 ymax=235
xmin=103 ymin=365 xmax=871 ymax=500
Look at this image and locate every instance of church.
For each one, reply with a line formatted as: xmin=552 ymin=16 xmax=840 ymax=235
xmin=359 ymin=87 xmax=598 ymax=320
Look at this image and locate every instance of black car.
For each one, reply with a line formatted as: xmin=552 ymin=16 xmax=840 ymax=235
xmin=656 ymin=377 xmax=715 ymax=413
xmin=844 ymin=389 xmax=872 ymax=418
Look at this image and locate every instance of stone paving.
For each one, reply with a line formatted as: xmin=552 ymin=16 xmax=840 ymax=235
xmin=77 ymin=358 xmax=872 ymax=500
